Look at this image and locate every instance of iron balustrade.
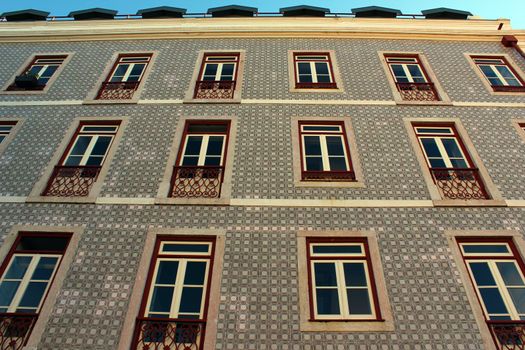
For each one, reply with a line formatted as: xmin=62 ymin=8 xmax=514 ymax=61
xmin=295 ymin=82 xmax=337 ymax=89
xmin=302 ymin=170 xmax=356 ymax=181
xmin=96 ymin=81 xmax=140 ymax=100
xmin=492 ymin=85 xmax=525 ymax=93
xmin=0 ymin=313 xmax=37 ymax=350
xmin=43 ymin=165 xmax=101 ymax=197
xmin=429 ymin=167 xmax=489 ymax=200
xmin=193 ymin=80 xmax=236 ymax=99
xmin=170 ymin=166 xmax=224 ymax=198
xmin=131 ymin=318 xmax=206 ymax=350
xmin=488 ymin=321 xmax=525 ymax=350
xmin=396 ymin=82 xmax=440 ymax=101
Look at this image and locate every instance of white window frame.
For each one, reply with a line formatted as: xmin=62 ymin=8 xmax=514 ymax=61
xmin=62 ymin=125 xmax=118 ymax=166
xmin=180 ymin=134 xmax=226 ymax=167
xmin=0 ymin=123 xmax=15 ymax=144
xmin=386 ymin=57 xmax=428 ymax=83
xmin=26 ymin=57 xmax=66 ymax=84
xmin=473 ymin=58 xmax=523 ymax=87
xmin=108 ymin=56 xmax=151 ymax=83
xmin=200 ymin=56 xmax=238 ymax=82
xmin=300 ymin=124 xmax=351 ymax=172
xmin=415 ymin=126 xmax=471 ymax=169
xmin=295 ymin=55 xmax=333 ymax=84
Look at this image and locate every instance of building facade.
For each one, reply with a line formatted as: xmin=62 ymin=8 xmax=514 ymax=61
xmin=0 ymin=6 xmax=525 ymax=350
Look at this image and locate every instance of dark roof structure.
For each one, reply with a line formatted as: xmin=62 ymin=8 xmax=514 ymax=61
xmin=137 ymin=6 xmax=187 ymax=19
xmin=207 ymin=5 xmax=258 ymax=17
xmin=351 ymin=6 xmax=402 ymax=18
xmin=0 ymin=9 xmax=49 ymax=21
xmin=421 ymin=8 xmax=473 ymax=20
xmin=280 ymin=5 xmax=330 ymax=17
xmin=68 ymin=8 xmax=118 ymax=20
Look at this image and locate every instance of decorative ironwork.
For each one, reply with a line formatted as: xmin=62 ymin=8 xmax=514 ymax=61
xmin=488 ymin=321 xmax=525 ymax=350
xmin=302 ymin=171 xmax=356 ymax=181
xmin=193 ymin=80 xmax=235 ymax=99
xmin=0 ymin=313 xmax=37 ymax=350
xmin=492 ymin=85 xmax=525 ymax=93
xmin=295 ymin=82 xmax=337 ymax=89
xmin=430 ymin=168 xmax=489 ymax=200
xmin=43 ymin=166 xmax=101 ymax=197
xmin=170 ymin=166 xmax=223 ymax=198
xmin=396 ymin=82 xmax=439 ymax=101
xmin=96 ymin=81 xmax=139 ymax=100
xmin=131 ymin=318 xmax=205 ymax=350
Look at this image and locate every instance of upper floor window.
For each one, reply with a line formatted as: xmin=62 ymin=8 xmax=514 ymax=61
xmin=131 ymin=237 xmax=215 ymax=350
xmin=96 ymin=54 xmax=152 ymax=100
xmin=193 ymin=54 xmax=239 ymax=99
xmin=306 ymin=238 xmax=381 ymax=321
xmin=6 ymin=55 xmax=67 ymax=91
xmin=412 ymin=123 xmax=489 ymax=200
xmin=299 ymin=121 xmax=355 ymax=181
xmin=170 ymin=121 xmax=230 ymax=198
xmin=0 ymin=232 xmax=71 ymax=348
xmin=42 ymin=122 xmax=120 ymax=197
xmin=471 ymin=56 xmax=525 ymax=92
xmin=0 ymin=122 xmax=16 ymax=145
xmin=385 ymin=55 xmax=440 ymax=101
xmin=293 ymin=53 xmax=337 ymax=89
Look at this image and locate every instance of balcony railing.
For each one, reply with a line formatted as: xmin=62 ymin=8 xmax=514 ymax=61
xmin=488 ymin=321 xmax=525 ymax=350
xmin=193 ymin=80 xmax=236 ymax=99
xmin=96 ymin=81 xmax=139 ymax=100
xmin=295 ymin=82 xmax=337 ymax=89
xmin=492 ymin=85 xmax=525 ymax=93
xmin=131 ymin=318 xmax=206 ymax=350
xmin=170 ymin=166 xmax=224 ymax=198
xmin=0 ymin=313 xmax=37 ymax=350
xmin=429 ymin=167 xmax=489 ymax=200
xmin=302 ymin=170 xmax=356 ymax=181
xmin=43 ymin=165 xmax=101 ymax=197
xmin=396 ymin=82 xmax=440 ymax=101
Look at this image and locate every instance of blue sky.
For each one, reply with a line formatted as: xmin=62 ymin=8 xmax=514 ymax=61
xmin=1 ymin=0 xmax=524 ymax=28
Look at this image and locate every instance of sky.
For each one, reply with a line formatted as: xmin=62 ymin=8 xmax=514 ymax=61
xmin=1 ymin=0 xmax=524 ymax=28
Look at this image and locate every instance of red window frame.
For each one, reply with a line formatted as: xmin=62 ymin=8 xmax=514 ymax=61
xmin=104 ymin=53 xmax=152 ymax=83
xmin=7 ymin=55 xmax=67 ymax=91
xmin=384 ymin=54 xmax=433 ymax=84
xmin=196 ymin=53 xmax=240 ymax=83
xmin=305 ymin=237 xmax=383 ymax=322
xmin=293 ymin=52 xmax=337 ymax=89
xmin=298 ymin=120 xmax=355 ymax=181
xmin=0 ymin=121 xmax=17 ymax=143
xmin=471 ymin=55 xmax=525 ymax=92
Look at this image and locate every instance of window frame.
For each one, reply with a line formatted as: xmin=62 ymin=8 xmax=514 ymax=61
xmin=512 ymin=119 xmax=525 ymax=143
xmin=293 ymin=52 xmax=337 ymax=89
xmin=288 ymin=50 xmax=344 ymax=93
xmin=465 ymin=53 xmax=525 ymax=95
xmin=385 ymin=54 xmax=431 ymax=84
xmin=471 ymin=55 xmax=525 ymax=92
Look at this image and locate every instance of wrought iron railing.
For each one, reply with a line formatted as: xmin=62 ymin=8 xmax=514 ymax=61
xmin=43 ymin=166 xmax=101 ymax=197
xmin=131 ymin=318 xmax=206 ymax=350
xmin=396 ymin=82 xmax=440 ymax=101
xmin=302 ymin=170 xmax=356 ymax=181
xmin=492 ymin=85 xmax=525 ymax=93
xmin=488 ymin=321 xmax=525 ymax=350
xmin=0 ymin=313 xmax=38 ymax=350
xmin=295 ymin=82 xmax=337 ymax=89
xmin=429 ymin=167 xmax=489 ymax=200
xmin=170 ymin=166 xmax=224 ymax=198
xmin=96 ymin=81 xmax=140 ymax=100
xmin=193 ymin=80 xmax=236 ymax=99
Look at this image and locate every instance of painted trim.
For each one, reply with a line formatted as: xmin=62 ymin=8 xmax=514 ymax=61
xmin=287 ymin=50 xmax=344 ymax=93
xmin=0 ymin=117 xmax=24 ymax=157
xmin=511 ymin=119 xmax=525 ymax=143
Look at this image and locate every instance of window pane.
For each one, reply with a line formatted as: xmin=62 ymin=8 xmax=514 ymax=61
xmin=162 ymin=244 xmax=210 ymax=253
xmin=328 ymin=157 xmax=347 ymax=171
xmin=497 ymin=262 xmax=525 ymax=286
xmin=421 ymin=139 xmax=442 ymax=158
xmin=346 ymin=289 xmax=372 ymax=315
xmin=28 ymin=65 xmax=43 ymax=75
xmin=206 ymin=137 xmax=224 ymax=156
xmin=130 ymin=64 xmax=146 ymax=77
xmin=305 ymin=157 xmax=323 ymax=171
xmin=184 ymin=262 xmax=207 ymax=285
xmin=508 ymin=288 xmax=525 ymax=313
xmin=181 ymin=156 xmax=199 ymax=166
xmin=470 ymin=262 xmax=496 ymax=286
xmin=489 ymin=78 xmax=503 ymax=86
xmin=298 ymin=75 xmax=313 ymax=83
xmin=315 ymin=289 xmax=340 ymax=315
xmin=91 ymin=136 xmax=112 ymax=156
xmin=304 ymin=136 xmax=321 ymax=155
xmin=204 ymin=157 xmax=221 ymax=166
xmin=0 ymin=281 xmax=20 ymax=307
xmin=316 ymin=75 xmax=332 ymax=83
xmin=220 ymin=64 xmax=235 ymax=78
xmin=315 ymin=62 xmax=329 ymax=75
xmin=343 ymin=263 xmax=367 ymax=287
xmin=203 ymin=64 xmax=218 ymax=79
xmin=85 ymin=156 xmax=103 ymax=166
xmin=480 ymin=288 xmax=509 ymax=314
xmin=442 ymin=138 xmax=464 ymax=158
xmin=462 ymin=244 xmax=510 ymax=254
xmin=112 ymin=64 xmax=129 ymax=78
xmin=18 ymin=282 xmax=47 ymax=308
xmin=178 ymin=287 xmax=203 ymax=313
xmin=480 ymin=65 xmax=498 ymax=78
xmin=326 ymin=136 xmax=344 ymax=156
xmin=450 ymin=158 xmax=468 ymax=168
xmin=495 ymin=65 xmax=516 ymax=79
xmin=63 ymin=156 xmax=82 ymax=166
xmin=298 ymin=62 xmax=311 ymax=75
xmin=155 ymin=261 xmax=179 ymax=285
xmin=4 ymin=256 xmax=32 ymax=279
xmin=391 ymin=65 xmax=407 ymax=79
xmin=41 ymin=65 xmax=58 ymax=79
xmin=407 ymin=65 xmax=424 ymax=78
xmin=314 ymin=263 xmax=337 ymax=286
xmin=312 ymin=245 xmax=362 ymax=255
xmin=70 ymin=136 xmax=92 ymax=156
xmin=31 ymin=257 xmax=58 ymax=280
xmin=429 ymin=158 xmax=447 ymax=168
xmin=149 ymin=287 xmax=174 ymax=313
xmin=184 ymin=136 xmax=203 ymax=156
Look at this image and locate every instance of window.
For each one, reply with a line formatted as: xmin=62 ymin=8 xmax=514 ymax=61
xmin=306 ymin=238 xmax=381 ymax=321
xmin=293 ymin=53 xmax=337 ymax=89
xmin=96 ymin=54 xmax=152 ymax=100
xmin=42 ymin=121 xmax=120 ymax=197
xmin=471 ymin=56 xmax=525 ymax=92
xmin=299 ymin=121 xmax=355 ymax=181
xmin=193 ymin=54 xmax=239 ymax=99
xmin=131 ymin=237 xmax=215 ymax=349
xmin=385 ymin=55 xmax=440 ymax=101
xmin=412 ymin=123 xmax=489 ymax=200
xmin=0 ymin=122 xmax=16 ymax=145
xmin=0 ymin=232 xmax=71 ymax=349
xmin=170 ymin=121 xmax=230 ymax=198
xmin=6 ymin=55 xmax=67 ymax=91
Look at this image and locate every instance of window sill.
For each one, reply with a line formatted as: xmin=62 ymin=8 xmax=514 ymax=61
xmin=294 ymin=181 xmax=365 ymax=188
xmin=290 ymin=87 xmax=344 ymax=93
xmin=432 ymin=199 xmax=507 ymax=207
xmin=182 ymin=97 xmax=241 ymax=104
xmin=0 ymin=90 xmax=48 ymax=95
xmin=300 ymin=319 xmax=394 ymax=332
xmin=395 ymin=99 xmax=453 ymax=106
xmin=155 ymin=197 xmax=230 ymax=206
xmin=26 ymin=195 xmax=96 ymax=204
xmin=83 ymin=99 xmax=139 ymax=105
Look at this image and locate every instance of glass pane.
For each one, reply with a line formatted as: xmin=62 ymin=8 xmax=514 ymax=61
xmin=328 ymin=157 xmax=347 ymax=171
xmin=69 ymin=136 xmax=92 ymax=156
xmin=28 ymin=65 xmax=43 ymax=75
xmin=18 ymin=282 xmax=47 ymax=308
xmin=41 ymin=65 xmax=58 ymax=79
xmin=495 ymin=65 xmax=516 ymax=79
xmin=508 ymin=288 xmax=525 ymax=313
xmin=470 ymin=262 xmax=496 ymax=286
xmin=82 ymin=126 xmax=118 ymax=133
xmin=220 ymin=64 xmax=235 ymax=79
xmin=316 ymin=289 xmax=340 ymax=315
xmin=442 ymin=138 xmax=464 ymax=158
xmin=4 ymin=256 xmax=32 ymax=279
xmin=149 ymin=287 xmax=174 ymax=313
xmin=480 ymin=65 xmax=498 ymax=78
xmin=490 ymin=315 xmax=512 ymax=320
xmin=85 ymin=156 xmax=103 ymax=166
xmin=326 ymin=136 xmax=344 ymax=156
xmin=480 ymin=288 xmax=509 ymax=314
xmin=130 ymin=64 xmax=146 ymax=77
xmin=416 ymin=128 xmax=453 ymax=134
xmin=347 ymin=289 xmax=372 ymax=315
xmin=343 ymin=263 xmax=367 ymax=287
xmin=63 ymin=156 xmax=82 ymax=166
xmin=391 ymin=65 xmax=407 ymax=79
xmin=315 ymin=62 xmax=329 ymax=75
xmin=31 ymin=257 xmax=58 ymax=280
xmin=450 ymin=158 xmax=468 ymax=168
xmin=184 ymin=136 xmax=202 ymax=156
xmin=112 ymin=64 xmax=129 ymax=79
xmin=184 ymin=262 xmax=207 ymax=285
xmin=298 ymin=62 xmax=311 ymax=75
xmin=507 ymin=78 xmax=522 ymax=87
xmin=206 ymin=137 xmax=224 ymax=156
xmin=489 ymin=78 xmax=503 ymax=86
xmin=178 ymin=287 xmax=203 ymax=313
xmin=312 ymin=245 xmax=362 ymax=255
xmin=304 ymin=136 xmax=321 ymax=156
xmin=0 ymin=136 xmax=5 ymax=144
xmin=305 ymin=157 xmax=323 ymax=171
xmin=0 ymin=281 xmax=20 ymax=307
xmin=126 ymin=75 xmax=139 ymax=82
xmin=497 ymin=262 xmax=525 ymax=286
xmin=429 ymin=158 xmax=447 ymax=168
xmin=181 ymin=157 xmax=199 ymax=166
xmin=421 ymin=139 xmax=442 ymax=158
xmin=314 ymin=263 xmax=337 ymax=287
xmin=316 ymin=75 xmax=331 ymax=83
xmin=407 ymin=65 xmax=424 ymax=79
xmin=15 ymin=308 xmax=36 ymax=314
xmin=462 ymin=244 xmax=510 ymax=254
xmin=155 ymin=261 xmax=179 ymax=285
xmin=204 ymin=157 xmax=221 ymax=166
xmin=162 ymin=244 xmax=209 ymax=253
xmin=203 ymin=64 xmax=218 ymax=79
xmin=298 ymin=74 xmax=313 ymax=83
xmin=91 ymin=136 xmax=112 ymax=156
